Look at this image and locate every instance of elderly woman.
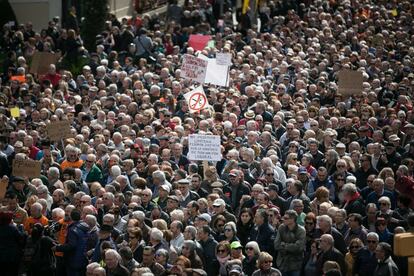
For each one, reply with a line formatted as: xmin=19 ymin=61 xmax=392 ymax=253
xmin=216 ymin=241 xmax=231 ymax=276
xmin=310 ymin=186 xmax=333 ymax=216
xmin=345 ymin=238 xmax=364 ymax=276
xmin=181 ymin=240 xmax=203 ymax=269
xmin=242 ymin=241 xmax=260 ymax=276
xmin=252 ymin=252 xmax=282 ymax=276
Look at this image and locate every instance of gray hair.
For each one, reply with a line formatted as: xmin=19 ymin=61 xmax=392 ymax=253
xmin=342 ymin=183 xmax=357 ymax=194
xmin=52 ymin=207 xmax=65 ymax=219
xmin=152 ymin=170 xmax=166 ymax=182
xmin=317 ymin=214 xmax=333 ymax=226
xmin=150 ymin=228 xmax=164 ymax=241
xmin=245 ymin=241 xmax=260 ymax=255
xmin=48 ymin=167 xmax=60 ymax=177
xmin=184 ymin=225 xmax=197 ymax=239
xmin=367 ymin=232 xmax=379 ymax=241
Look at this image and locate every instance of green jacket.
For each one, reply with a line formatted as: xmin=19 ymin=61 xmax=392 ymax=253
xmin=274 ymin=223 xmax=306 ymax=272
xmin=83 ymin=164 xmax=103 ymax=183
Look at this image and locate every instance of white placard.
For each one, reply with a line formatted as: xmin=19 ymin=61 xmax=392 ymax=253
xmin=198 ymin=54 xmax=230 ymax=87
xmin=216 ymin=53 xmax=232 ymax=65
xmin=184 ymin=86 xmax=210 ymax=113
xmin=181 ymin=54 xmax=208 ymax=83
xmin=188 ymin=134 xmax=222 ymax=161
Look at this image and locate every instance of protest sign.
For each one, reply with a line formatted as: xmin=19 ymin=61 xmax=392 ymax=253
xmin=188 ymin=34 xmax=212 ymax=51
xmin=12 ymin=159 xmax=41 ymax=178
xmin=198 ymin=54 xmax=230 ymax=87
xmin=0 ymin=177 xmax=8 ymax=199
xmin=181 ymin=54 xmax=208 ymax=83
xmin=188 ymin=134 xmax=222 ymax=161
xmin=338 ymin=70 xmax=363 ymax=97
xmin=216 ymin=53 xmax=232 ymax=66
xmin=47 ymin=120 xmax=72 ymax=141
xmin=184 ymin=86 xmax=210 ymax=113
xmin=30 ymin=52 xmax=61 ymax=75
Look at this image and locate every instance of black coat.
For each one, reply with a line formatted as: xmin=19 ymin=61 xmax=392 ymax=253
xmin=249 ymin=223 xmax=275 ymax=255
xmin=315 ymin=248 xmax=347 ymax=276
xmin=343 ymin=197 xmax=366 ymax=216
xmin=223 ymin=182 xmax=251 ymax=211
xmin=199 ymin=236 xmax=219 ymax=276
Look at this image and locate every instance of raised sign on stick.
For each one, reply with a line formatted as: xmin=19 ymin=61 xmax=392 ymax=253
xmin=47 ymin=120 xmax=72 ymax=141
xmin=181 ymin=54 xmax=208 ymax=84
xmin=188 ymin=134 xmax=221 ymax=161
xmin=12 ymin=159 xmax=41 ymax=178
xmin=338 ymin=70 xmax=363 ymax=97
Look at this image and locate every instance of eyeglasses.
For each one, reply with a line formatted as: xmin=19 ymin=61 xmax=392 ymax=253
xmin=336 ymin=178 xmax=344 ymax=181
xmin=217 ymin=249 xmax=226 ymax=253
xmin=80 ymin=200 xmax=89 ymax=204
xmin=289 ymin=145 xmax=297 ymax=148
xmin=367 ymin=240 xmax=377 ymax=244
xmin=246 ymin=247 xmax=254 ymax=251
xmin=305 ymin=221 xmax=314 ymax=225
xmin=142 ymin=194 xmax=150 ymax=197
xmin=379 ymin=202 xmax=388 ymax=206
xmin=266 ymin=173 xmax=274 ymax=176
xmin=86 ymin=160 xmax=94 ymax=163
xmin=224 ymin=228 xmax=233 ymax=232
xmin=217 ymin=224 xmax=224 ymax=228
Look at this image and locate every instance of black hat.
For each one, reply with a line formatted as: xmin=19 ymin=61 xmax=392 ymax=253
xmin=267 ymin=184 xmax=279 ymax=193
xmin=12 ymin=176 xmax=25 ymax=183
xmin=100 ymin=224 xmax=113 ymax=232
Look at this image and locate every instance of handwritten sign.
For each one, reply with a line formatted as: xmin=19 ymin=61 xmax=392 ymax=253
xmin=47 ymin=120 xmax=72 ymax=141
xmin=338 ymin=70 xmax=363 ymax=97
xmin=216 ymin=53 xmax=232 ymax=66
xmin=198 ymin=54 xmax=230 ymax=87
xmin=12 ymin=159 xmax=41 ymax=178
xmin=30 ymin=52 xmax=61 ymax=75
xmin=181 ymin=54 xmax=208 ymax=84
xmin=0 ymin=177 xmax=8 ymax=199
xmin=188 ymin=134 xmax=221 ymax=161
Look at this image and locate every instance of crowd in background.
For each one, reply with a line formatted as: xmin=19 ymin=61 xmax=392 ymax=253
xmin=1 ymin=0 xmax=414 ymax=276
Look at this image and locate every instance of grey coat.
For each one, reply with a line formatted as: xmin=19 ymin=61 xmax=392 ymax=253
xmin=274 ymin=223 xmax=306 ymax=272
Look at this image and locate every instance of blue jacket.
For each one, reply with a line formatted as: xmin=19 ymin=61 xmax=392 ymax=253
xmin=56 ymin=221 xmax=89 ymax=269
xmin=249 ymin=223 xmax=275 ymax=255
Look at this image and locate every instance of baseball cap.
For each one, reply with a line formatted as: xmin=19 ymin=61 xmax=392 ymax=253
xmin=160 ymin=184 xmax=170 ymax=193
xmin=298 ymin=167 xmax=308 ymax=174
xmin=230 ymin=241 xmax=243 ymax=250
xmin=197 ymin=213 xmax=211 ymax=223
xmin=168 ymin=195 xmax=180 ymax=202
xmin=213 ymin=198 xmax=226 ymax=207
xmin=228 ymin=265 xmax=243 ymax=275
xmin=388 ymin=134 xmax=400 ymax=142
xmin=177 ymin=179 xmax=190 ymax=185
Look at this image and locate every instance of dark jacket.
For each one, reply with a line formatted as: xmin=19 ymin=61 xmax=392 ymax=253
xmin=313 ymin=227 xmax=347 ymax=255
xmin=199 ymin=236 xmax=219 ymax=276
xmin=249 ymin=223 xmax=275 ymax=255
xmin=223 ymin=182 xmax=251 ymax=211
xmin=315 ymin=247 xmax=347 ymax=276
xmin=243 ymin=255 xmax=259 ymax=276
xmin=353 ymin=247 xmax=378 ymax=276
xmin=374 ymin=256 xmax=400 ymax=276
xmin=83 ymin=164 xmax=103 ymax=183
xmin=56 ymin=221 xmax=89 ymax=269
xmin=343 ymin=197 xmax=366 ymax=216
xmin=0 ymin=223 xmax=25 ymax=263
xmin=274 ymin=223 xmax=306 ymax=272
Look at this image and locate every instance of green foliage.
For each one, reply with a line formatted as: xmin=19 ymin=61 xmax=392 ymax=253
xmin=81 ymin=0 xmax=109 ymax=51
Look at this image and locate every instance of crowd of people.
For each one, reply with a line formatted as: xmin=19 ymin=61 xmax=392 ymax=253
xmin=1 ymin=0 xmax=414 ymax=275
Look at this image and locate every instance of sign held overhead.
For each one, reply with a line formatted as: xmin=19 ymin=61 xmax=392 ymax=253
xmin=188 ymin=134 xmax=222 ymax=161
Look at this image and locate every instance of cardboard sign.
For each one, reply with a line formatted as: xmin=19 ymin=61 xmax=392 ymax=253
xmin=188 ymin=34 xmax=211 ymax=51
xmin=216 ymin=53 xmax=232 ymax=66
xmin=0 ymin=177 xmax=8 ymax=200
xmin=338 ymin=70 xmax=363 ymax=97
xmin=47 ymin=120 xmax=72 ymax=141
xmin=12 ymin=159 xmax=41 ymax=178
xmin=184 ymin=86 xmax=210 ymax=113
xmin=188 ymin=134 xmax=222 ymax=161
xmin=181 ymin=54 xmax=208 ymax=84
xmin=198 ymin=54 xmax=230 ymax=87
xmin=30 ymin=52 xmax=61 ymax=75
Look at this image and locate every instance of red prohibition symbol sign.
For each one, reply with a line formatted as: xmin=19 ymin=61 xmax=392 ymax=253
xmin=189 ymin=92 xmax=207 ymax=110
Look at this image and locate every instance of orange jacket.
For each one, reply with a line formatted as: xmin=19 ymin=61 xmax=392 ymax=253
xmin=24 ymin=215 xmax=49 ymax=235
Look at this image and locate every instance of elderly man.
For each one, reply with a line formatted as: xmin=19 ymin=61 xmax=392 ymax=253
xmin=313 ymin=215 xmax=347 ymax=255
xmin=211 ymin=198 xmax=236 ymax=226
xmin=104 ymin=249 xmax=129 ymax=276
xmin=24 ymin=202 xmax=49 ymax=234
xmin=274 ymin=210 xmax=306 ymax=276
xmin=81 ymin=153 xmax=102 ymax=183
xmin=223 ymin=169 xmax=251 ymax=211
xmin=315 ymin=234 xmax=347 ymax=276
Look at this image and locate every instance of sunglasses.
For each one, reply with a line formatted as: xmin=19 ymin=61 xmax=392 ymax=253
xmin=350 ymin=246 xmax=360 ymax=249
xmin=224 ymin=228 xmax=233 ymax=232
xmin=367 ymin=240 xmax=377 ymax=243
xmin=217 ymin=249 xmax=226 ymax=253
xmin=246 ymin=247 xmax=254 ymax=251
